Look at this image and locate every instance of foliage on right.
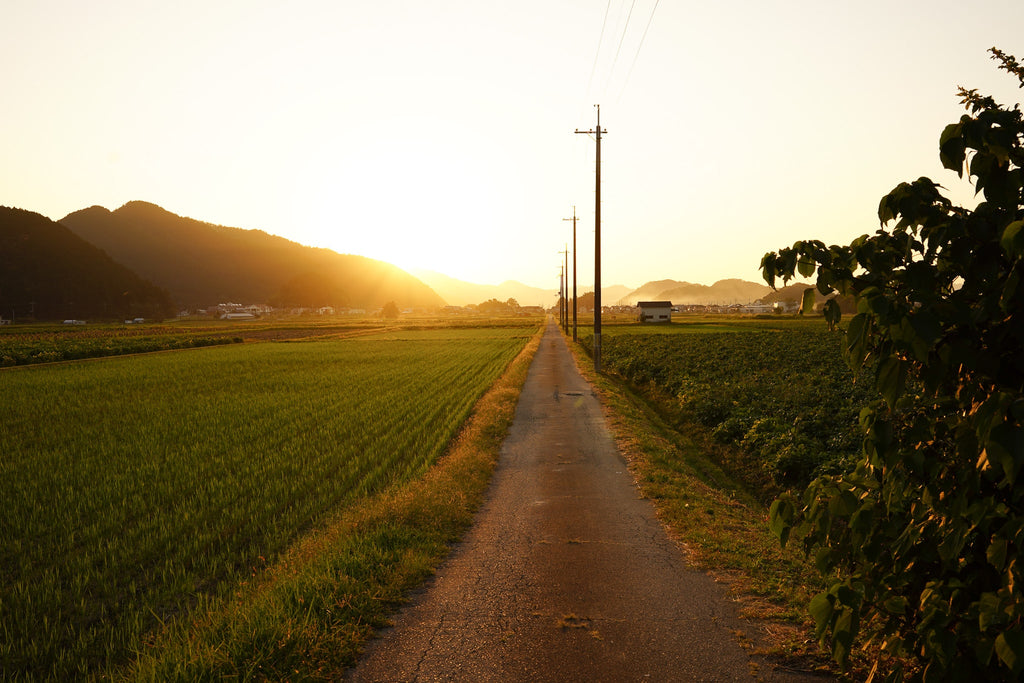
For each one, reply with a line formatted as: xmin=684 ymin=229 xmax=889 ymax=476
xmin=760 ymin=48 xmax=1024 ymax=681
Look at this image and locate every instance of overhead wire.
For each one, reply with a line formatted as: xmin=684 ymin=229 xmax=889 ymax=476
xmin=615 ymin=0 xmax=659 ymax=103
xmin=583 ymin=0 xmax=614 ymax=109
xmin=577 ymin=0 xmax=614 ymax=167
xmin=603 ymin=0 xmax=637 ymax=99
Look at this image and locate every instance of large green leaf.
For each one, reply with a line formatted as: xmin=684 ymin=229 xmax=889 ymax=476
xmin=995 ymin=630 xmax=1024 ymax=675
xmin=769 ymin=497 xmax=795 ymax=546
xmin=1001 ymin=267 xmax=1020 ymax=313
xmin=876 ymin=355 xmax=906 ymax=408
xmin=986 ymin=539 xmax=1008 ymax=572
xmin=978 ymin=592 xmax=1003 ymax=631
xmin=939 ymin=122 xmax=966 ymax=175
xmin=832 ymin=608 xmax=858 ymax=667
xmin=809 ymin=591 xmax=834 ymax=638
xmin=846 ymin=313 xmax=871 ymax=367
xmin=883 ymin=595 xmax=909 ymax=615
xmin=800 ymin=287 xmax=816 ymax=315
xmin=798 ymin=254 xmax=817 ymax=278
xmin=987 ymin=423 xmax=1024 ymax=485
xmin=1001 ymin=220 xmax=1024 ymax=258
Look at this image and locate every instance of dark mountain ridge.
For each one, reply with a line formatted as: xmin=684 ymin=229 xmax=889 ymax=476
xmin=0 ymin=206 xmax=175 ymax=321
xmin=60 ymin=201 xmax=444 ymax=310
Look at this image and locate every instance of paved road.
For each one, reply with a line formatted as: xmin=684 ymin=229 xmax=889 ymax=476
xmin=348 ymin=321 xmax=822 ymax=682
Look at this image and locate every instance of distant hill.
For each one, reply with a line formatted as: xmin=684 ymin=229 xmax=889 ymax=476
xmin=575 ymin=284 xmax=634 ymax=306
xmin=759 ymin=282 xmax=816 ymax=305
xmin=412 ymin=270 xmax=554 ymax=308
xmin=600 ymin=284 xmax=633 ymax=305
xmin=760 ymin=281 xmax=856 ymax=313
xmin=60 ymin=202 xmax=444 ymax=310
xmin=0 ymin=206 xmax=175 ymax=321
xmin=618 ymin=279 xmax=686 ymax=305
xmin=410 ymin=271 xmax=632 ymax=309
xmin=619 ymin=278 xmax=770 ymax=306
xmin=554 ymin=284 xmax=635 ymax=309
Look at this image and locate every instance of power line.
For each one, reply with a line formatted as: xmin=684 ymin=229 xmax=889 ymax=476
xmin=583 ymin=0 xmax=614 ymax=108
xmin=604 ymin=0 xmax=637 ymax=98
xmin=616 ymin=0 xmax=659 ymax=103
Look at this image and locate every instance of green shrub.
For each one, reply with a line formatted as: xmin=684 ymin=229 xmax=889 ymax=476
xmin=763 ymin=49 xmax=1024 ymax=680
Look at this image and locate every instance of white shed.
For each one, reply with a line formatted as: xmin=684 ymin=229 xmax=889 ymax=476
xmin=638 ymin=301 xmax=672 ymax=323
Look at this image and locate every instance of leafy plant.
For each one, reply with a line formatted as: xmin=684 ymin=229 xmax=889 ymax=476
xmin=761 ymin=48 xmax=1024 ymax=680
xmin=588 ymin=323 xmax=871 ymax=491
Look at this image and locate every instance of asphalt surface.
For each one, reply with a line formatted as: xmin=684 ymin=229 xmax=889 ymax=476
xmin=348 ymin=321 xmax=824 ymax=682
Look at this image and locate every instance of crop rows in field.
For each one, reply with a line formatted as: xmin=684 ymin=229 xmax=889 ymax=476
xmin=582 ymin=320 xmax=875 ymax=489
xmin=0 ymin=326 xmax=533 ymax=679
xmin=0 ymin=326 xmax=242 ymax=366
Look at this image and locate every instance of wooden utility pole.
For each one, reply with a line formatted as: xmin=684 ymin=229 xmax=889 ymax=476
xmin=575 ymin=105 xmax=606 ymax=372
xmin=561 ymin=245 xmax=569 ymax=334
xmin=561 ymin=264 xmax=569 ymax=331
xmin=563 ymin=207 xmax=578 ymax=342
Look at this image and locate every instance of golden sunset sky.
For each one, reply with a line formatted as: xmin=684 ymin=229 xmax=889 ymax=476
xmin=4 ymin=1 xmax=1023 ymax=290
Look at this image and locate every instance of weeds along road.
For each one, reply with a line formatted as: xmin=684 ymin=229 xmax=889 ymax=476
xmin=348 ymin=320 xmax=824 ymax=682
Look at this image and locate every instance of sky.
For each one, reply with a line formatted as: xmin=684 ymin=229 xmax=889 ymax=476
xmin=4 ymin=1 xmax=1023 ymax=291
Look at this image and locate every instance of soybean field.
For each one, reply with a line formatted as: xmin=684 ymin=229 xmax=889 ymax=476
xmin=581 ymin=317 xmax=875 ymax=493
xmin=0 ymin=325 xmax=534 ymax=679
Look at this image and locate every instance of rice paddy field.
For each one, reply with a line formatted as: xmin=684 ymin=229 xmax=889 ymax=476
xmin=0 ymin=323 xmax=536 ymax=679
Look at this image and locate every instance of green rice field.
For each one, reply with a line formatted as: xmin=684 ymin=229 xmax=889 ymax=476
xmin=0 ymin=325 xmax=534 ymax=679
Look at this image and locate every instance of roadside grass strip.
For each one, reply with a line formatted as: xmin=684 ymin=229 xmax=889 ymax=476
xmin=0 ymin=324 xmax=539 ymax=680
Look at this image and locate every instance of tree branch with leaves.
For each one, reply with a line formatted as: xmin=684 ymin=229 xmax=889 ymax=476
xmin=761 ymin=48 xmax=1024 ymax=681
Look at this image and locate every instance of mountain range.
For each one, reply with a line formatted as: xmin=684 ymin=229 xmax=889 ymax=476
xmin=616 ymin=279 xmax=771 ymax=306
xmin=412 ymin=270 xmax=554 ymax=308
xmin=410 ymin=272 xmax=636 ymax=309
xmin=0 ymin=206 xmax=176 ymax=321
xmin=2 ymin=199 xmax=797 ymax=322
xmin=59 ymin=202 xmax=444 ymax=310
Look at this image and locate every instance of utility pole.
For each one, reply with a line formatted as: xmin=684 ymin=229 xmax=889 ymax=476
xmin=575 ymin=104 xmax=606 ymax=372
xmin=561 ymin=245 xmax=569 ymax=334
xmin=558 ymin=265 xmax=565 ymax=329
xmin=563 ymin=206 xmax=578 ymax=342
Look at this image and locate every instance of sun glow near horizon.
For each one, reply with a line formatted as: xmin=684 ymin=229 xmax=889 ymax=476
xmin=4 ymin=1 xmax=1024 ymax=290
xmin=283 ymin=128 xmax=533 ymax=284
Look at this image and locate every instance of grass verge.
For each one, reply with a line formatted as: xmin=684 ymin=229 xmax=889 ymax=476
xmin=120 ymin=326 xmax=543 ymax=681
xmin=561 ymin=331 xmax=838 ymax=676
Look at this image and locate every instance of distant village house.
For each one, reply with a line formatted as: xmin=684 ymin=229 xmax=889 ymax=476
xmin=638 ymin=301 xmax=672 ymax=323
